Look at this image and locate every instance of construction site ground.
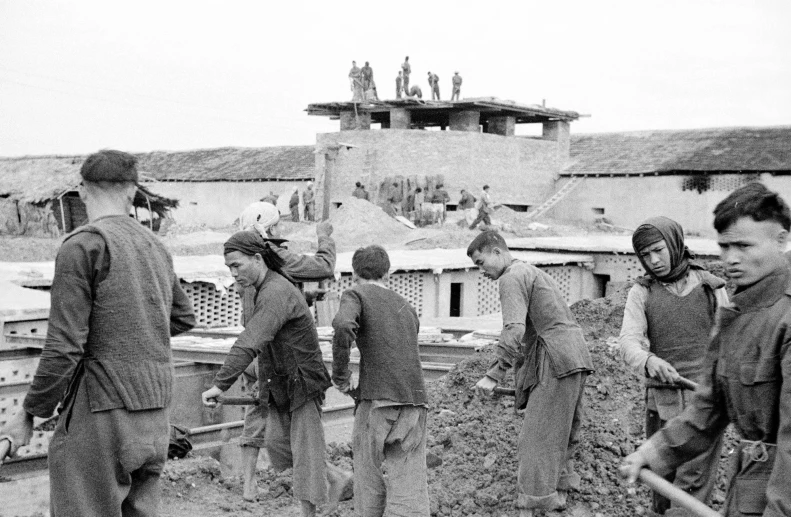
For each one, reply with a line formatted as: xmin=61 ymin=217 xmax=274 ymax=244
xmin=1 ymin=201 xmax=734 ymax=516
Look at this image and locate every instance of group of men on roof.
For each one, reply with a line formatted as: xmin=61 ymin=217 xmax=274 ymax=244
xmin=349 ymin=56 xmax=463 ymax=102
xmin=0 ymin=150 xmax=789 ymax=517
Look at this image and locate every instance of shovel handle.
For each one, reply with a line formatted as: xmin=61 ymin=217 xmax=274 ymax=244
xmin=676 ymin=376 xmax=699 ymax=391
xmin=217 ymin=396 xmax=259 ymax=406
xmin=493 ymin=387 xmax=516 ymax=396
xmin=638 ymin=469 xmax=719 ymax=517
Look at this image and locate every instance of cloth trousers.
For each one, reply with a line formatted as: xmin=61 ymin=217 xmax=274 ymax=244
xmin=304 ymin=203 xmax=315 ymax=222
xmin=265 ymin=397 xmax=331 ymax=506
xmin=48 ymin=377 xmax=169 ymax=517
xmin=451 ymin=87 xmax=460 ymax=101
xmin=352 ymin=400 xmax=430 ymax=517
xmin=516 ymin=362 xmax=587 ymax=511
xmin=645 ymin=406 xmax=722 ymax=515
xmin=469 ymin=210 xmax=491 ymax=229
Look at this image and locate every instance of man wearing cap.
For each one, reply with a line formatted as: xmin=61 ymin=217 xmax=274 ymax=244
xmin=451 ymin=71 xmax=462 ymax=101
xmin=235 ymin=201 xmax=336 ymax=502
xmin=202 ymin=231 xmax=350 ymax=517
xmin=0 ymin=150 xmax=196 ymax=516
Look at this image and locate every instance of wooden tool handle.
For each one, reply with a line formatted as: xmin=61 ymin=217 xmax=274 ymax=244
xmin=676 ymin=376 xmax=699 ymax=391
xmin=217 ymin=396 xmax=259 ymax=406
xmin=493 ymin=387 xmax=516 ymax=396
xmin=638 ymin=469 xmax=719 ymax=517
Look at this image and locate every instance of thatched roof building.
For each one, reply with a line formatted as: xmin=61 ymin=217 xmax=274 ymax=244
xmin=0 ymin=154 xmax=178 ymax=237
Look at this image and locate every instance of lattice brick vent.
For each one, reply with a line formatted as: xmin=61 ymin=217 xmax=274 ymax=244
xmin=181 ymin=281 xmax=243 ymax=328
xmin=541 ymin=266 xmax=576 ymax=301
xmin=476 ymin=272 xmax=501 ymax=316
xmin=327 ymin=272 xmax=425 ymax=317
xmin=597 ymin=254 xmax=644 ymax=282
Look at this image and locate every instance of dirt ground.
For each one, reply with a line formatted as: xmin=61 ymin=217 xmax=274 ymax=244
xmin=154 ymin=285 xmax=735 ymax=517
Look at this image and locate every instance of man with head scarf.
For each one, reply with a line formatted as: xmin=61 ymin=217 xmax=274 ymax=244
xmin=202 ymin=230 xmax=350 ymax=517
xmin=234 ymin=201 xmax=337 ymax=502
xmin=289 ymin=187 xmax=300 ymax=222
xmin=618 ymin=216 xmax=727 ymax=516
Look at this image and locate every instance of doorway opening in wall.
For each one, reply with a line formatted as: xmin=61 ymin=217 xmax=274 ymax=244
xmin=332 ymin=202 xmax=343 ymax=209
xmin=450 ymin=283 xmax=463 ymax=317
xmin=446 ymin=204 xmax=458 ymax=212
xmin=592 ymin=207 xmax=605 ymax=215
xmin=593 ymin=274 xmax=610 ymax=299
xmin=503 ymin=204 xmax=530 ymax=212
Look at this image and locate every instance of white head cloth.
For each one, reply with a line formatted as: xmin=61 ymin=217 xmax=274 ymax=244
xmin=239 ymin=202 xmax=280 ymax=237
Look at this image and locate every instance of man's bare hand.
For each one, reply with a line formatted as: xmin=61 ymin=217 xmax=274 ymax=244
xmin=619 ymin=450 xmax=649 ymax=483
xmin=0 ymin=409 xmax=34 ymax=459
xmin=646 ymin=356 xmax=680 ymax=384
xmin=475 ymin=376 xmax=498 ymax=397
xmin=202 ymin=386 xmax=224 ymax=408
xmin=317 ymin=221 xmax=333 ymax=238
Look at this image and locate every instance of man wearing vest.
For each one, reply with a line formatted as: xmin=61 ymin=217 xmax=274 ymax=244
xmin=202 ymin=230 xmax=350 ymax=517
xmin=619 ymin=217 xmax=727 ymax=516
xmin=0 ymin=150 xmax=196 ymax=516
xmin=332 ymin=245 xmax=430 ymax=516
xmin=470 ymin=231 xmax=593 ymax=517
xmin=621 ymin=183 xmax=791 ymax=516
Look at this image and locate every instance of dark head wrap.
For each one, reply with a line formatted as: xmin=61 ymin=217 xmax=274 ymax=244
xmin=224 ymin=230 xmax=294 ymax=283
xmin=632 ymin=216 xmax=696 ymax=283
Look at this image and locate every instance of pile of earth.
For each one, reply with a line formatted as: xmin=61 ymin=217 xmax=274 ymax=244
xmin=285 ymin=197 xmax=441 ymax=252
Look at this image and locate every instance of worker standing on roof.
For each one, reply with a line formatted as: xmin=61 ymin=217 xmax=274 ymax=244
xmin=349 ymin=60 xmax=363 ymax=102
xmin=621 ymin=183 xmax=791 ymax=516
xmin=469 ymin=231 xmax=593 ymax=517
xmin=427 ymin=71 xmax=440 ymax=100
xmin=451 ymin=71 xmax=462 ymax=101
xmin=405 ymin=84 xmax=423 ymax=99
xmin=0 ymin=150 xmax=196 ymax=516
xmin=619 ymin=217 xmax=727 ymax=516
xmin=396 ymin=71 xmax=404 ymax=99
xmin=401 ymin=56 xmax=411 ymax=95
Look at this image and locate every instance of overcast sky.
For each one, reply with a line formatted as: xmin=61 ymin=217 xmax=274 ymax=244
xmin=1 ymin=0 xmax=789 ymax=157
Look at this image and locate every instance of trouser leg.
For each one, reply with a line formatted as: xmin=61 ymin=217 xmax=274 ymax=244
xmin=646 ymin=408 xmax=672 ymax=514
xmin=516 ymin=368 xmax=586 ymax=511
xmin=353 ymin=401 xmax=387 ymax=517
xmin=265 ymin=399 xmax=329 ymax=506
xmin=49 ymin=379 xmax=168 ymax=517
xmin=380 ymin=410 xmax=429 ymax=517
xmin=469 ymin=211 xmax=486 ymax=229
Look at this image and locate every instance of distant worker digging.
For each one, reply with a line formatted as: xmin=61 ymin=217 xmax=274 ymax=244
xmin=427 ymin=71 xmax=440 ymax=100
xmin=348 ymin=60 xmax=363 ymax=102
xmin=401 ymin=56 xmax=411 ymax=94
xmin=395 ymin=71 xmax=403 ymax=99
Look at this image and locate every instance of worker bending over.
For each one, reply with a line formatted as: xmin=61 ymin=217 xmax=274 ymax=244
xmin=469 ymin=231 xmax=593 ymax=517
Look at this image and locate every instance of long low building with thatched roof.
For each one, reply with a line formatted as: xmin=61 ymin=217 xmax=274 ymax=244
xmin=544 ymin=125 xmax=791 ymax=236
xmin=0 ymin=155 xmax=179 ymax=237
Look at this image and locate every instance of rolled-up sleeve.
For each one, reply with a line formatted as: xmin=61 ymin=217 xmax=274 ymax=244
xmin=277 ymin=236 xmax=336 ymax=282
xmin=619 ymin=284 xmax=652 ymax=374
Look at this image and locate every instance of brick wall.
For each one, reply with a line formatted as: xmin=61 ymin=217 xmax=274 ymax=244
xmin=315 ymin=130 xmax=563 ymax=207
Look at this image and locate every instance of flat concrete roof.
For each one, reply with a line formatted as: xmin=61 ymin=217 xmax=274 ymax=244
xmin=505 ymin=236 xmax=732 ymax=258
xmin=307 ymin=97 xmax=580 ymax=125
xmin=0 ymin=249 xmax=593 ymax=289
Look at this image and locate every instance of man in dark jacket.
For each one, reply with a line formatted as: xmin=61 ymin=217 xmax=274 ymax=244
xmin=332 ymin=245 xmax=430 ymax=516
xmin=0 ymin=150 xmax=196 ymax=516
xmin=621 ymin=182 xmax=791 ymax=517
xmin=202 ymin=231 xmax=350 ymax=517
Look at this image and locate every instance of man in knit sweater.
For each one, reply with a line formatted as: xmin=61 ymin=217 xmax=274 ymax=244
xmin=332 ymin=245 xmax=430 ymax=516
xmin=0 ymin=150 xmax=196 ymax=516
xmin=202 ymin=230 xmax=350 ymax=517
xmin=469 ymin=231 xmax=593 ymax=517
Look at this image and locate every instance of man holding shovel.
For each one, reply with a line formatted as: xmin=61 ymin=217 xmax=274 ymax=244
xmin=621 ymin=183 xmax=791 ymax=516
xmin=468 ymin=231 xmax=593 ymax=517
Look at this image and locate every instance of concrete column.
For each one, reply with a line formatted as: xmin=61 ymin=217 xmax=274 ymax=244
xmin=449 ymin=110 xmax=480 ymax=132
xmin=487 ymin=116 xmax=516 ymax=136
xmin=340 ymin=111 xmax=371 ymax=130
xmin=389 ymin=108 xmax=411 ymax=129
xmin=542 ymin=120 xmax=571 ymax=159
